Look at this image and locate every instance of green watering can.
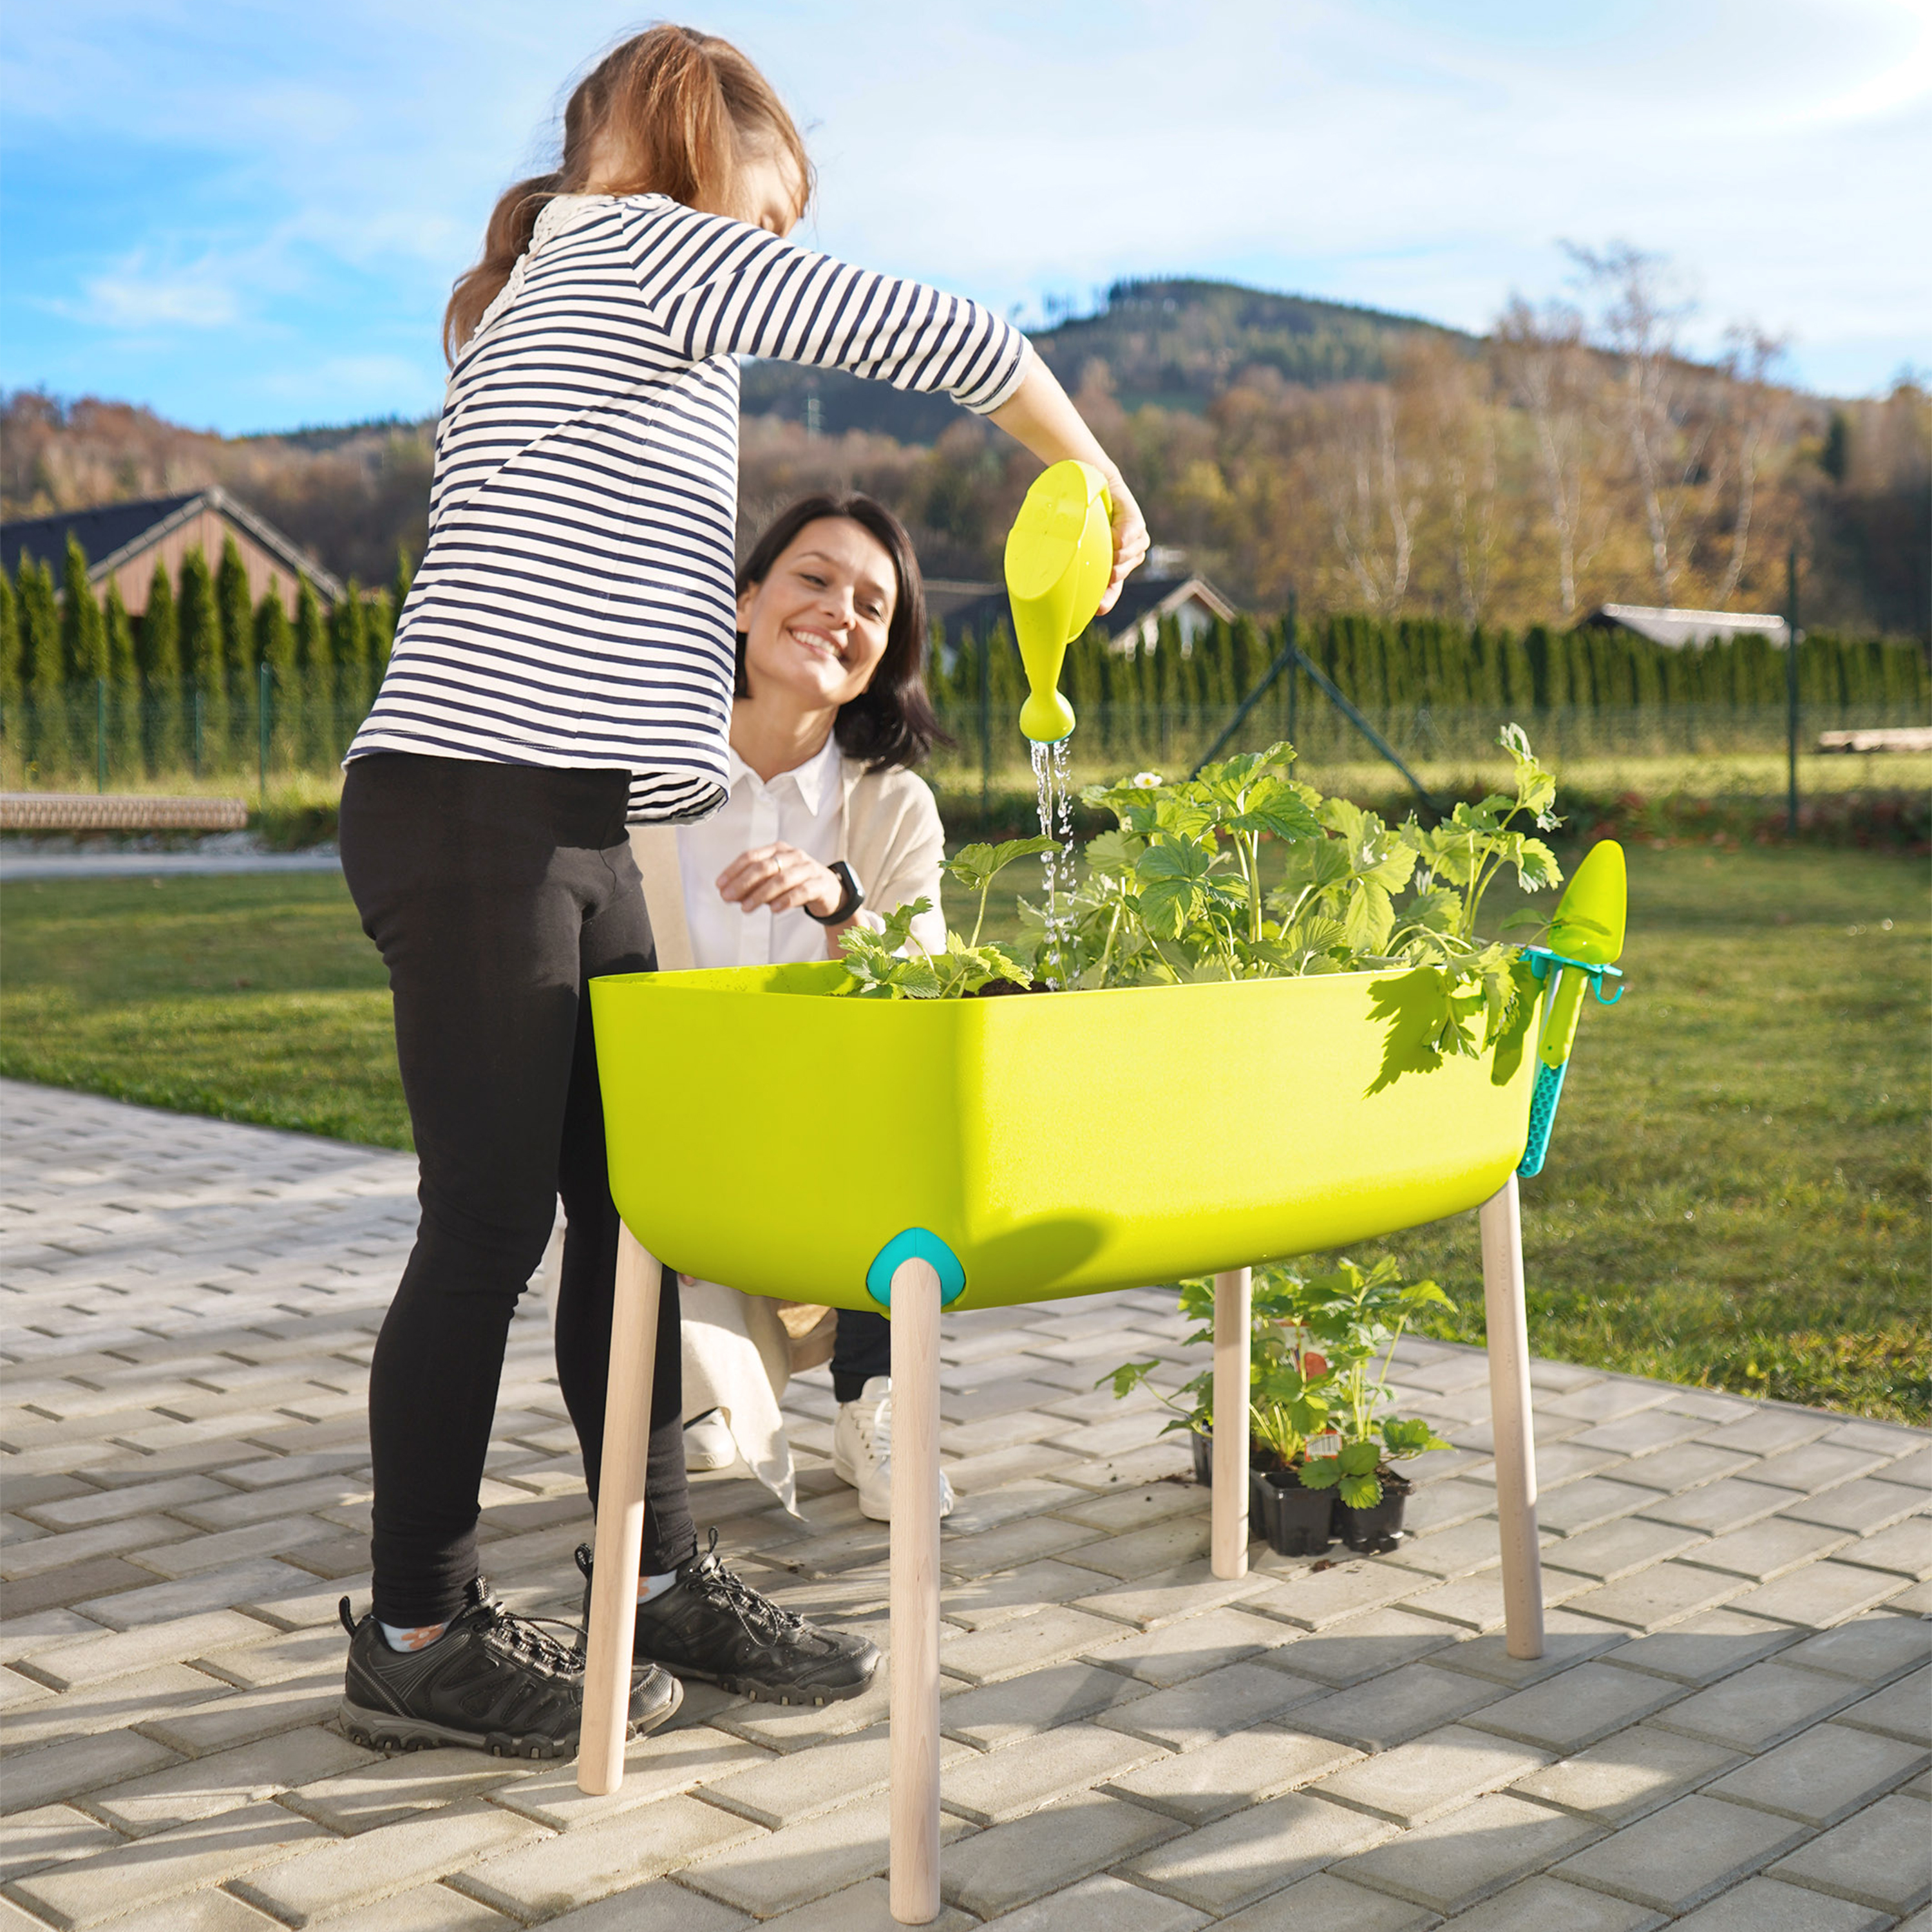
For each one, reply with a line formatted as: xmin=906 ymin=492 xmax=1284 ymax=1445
xmin=1005 ymin=459 xmax=1113 ymax=744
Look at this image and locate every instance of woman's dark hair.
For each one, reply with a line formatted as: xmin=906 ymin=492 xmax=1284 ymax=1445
xmin=735 ymin=495 xmax=951 ymax=772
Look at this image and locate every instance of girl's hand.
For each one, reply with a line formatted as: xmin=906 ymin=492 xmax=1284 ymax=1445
xmin=1097 ymin=469 xmax=1150 ymax=615
xmin=716 ymin=842 xmax=846 ymax=920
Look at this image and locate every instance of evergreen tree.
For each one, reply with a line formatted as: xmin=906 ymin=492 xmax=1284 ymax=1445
xmin=20 ymin=558 xmax=65 ymax=769
xmin=139 ymin=558 xmax=182 ymax=772
xmin=390 ymin=543 xmax=415 ymax=625
xmin=178 ymin=546 xmax=226 ymax=763
xmin=61 ymin=535 xmax=105 ymax=683
xmin=255 ymin=583 xmax=295 ymax=767
xmin=363 ymin=587 xmax=394 ymax=685
xmin=328 ymin=581 xmax=370 ymax=727
xmin=294 ymin=576 xmax=331 ymax=764
xmin=102 ymin=580 xmax=139 ymax=774
xmin=216 ymin=536 xmax=252 ymax=753
xmin=0 ymin=564 xmax=19 ymax=717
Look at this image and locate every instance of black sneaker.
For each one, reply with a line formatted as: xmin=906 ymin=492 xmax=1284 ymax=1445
xmin=338 ymin=1577 xmax=682 ymax=1759
xmin=576 ymin=1533 xmax=880 ymax=1706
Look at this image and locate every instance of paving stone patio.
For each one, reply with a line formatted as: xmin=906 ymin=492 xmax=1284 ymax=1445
xmin=1 ymin=1076 xmax=1927 ymax=1931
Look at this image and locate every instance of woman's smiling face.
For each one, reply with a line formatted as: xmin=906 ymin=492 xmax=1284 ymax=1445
xmin=737 ymin=516 xmax=896 ymax=712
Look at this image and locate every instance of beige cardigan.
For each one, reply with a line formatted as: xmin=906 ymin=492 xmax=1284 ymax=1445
xmin=628 ymin=756 xmax=946 ymax=972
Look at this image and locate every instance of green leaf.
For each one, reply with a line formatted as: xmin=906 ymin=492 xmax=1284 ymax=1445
xmin=1338 ymin=1472 xmax=1383 ymax=1508
xmin=942 ymin=838 xmax=1057 ymax=895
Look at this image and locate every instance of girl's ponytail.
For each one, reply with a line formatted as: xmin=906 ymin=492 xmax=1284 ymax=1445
xmin=442 ymin=25 xmax=811 ymax=364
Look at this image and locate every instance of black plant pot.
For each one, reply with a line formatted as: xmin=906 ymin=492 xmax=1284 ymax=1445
xmin=1189 ymin=1426 xmax=1213 ymax=1486
xmin=1336 ymin=1470 xmax=1412 ymax=1552
xmin=1252 ymin=1470 xmax=1336 ymax=1557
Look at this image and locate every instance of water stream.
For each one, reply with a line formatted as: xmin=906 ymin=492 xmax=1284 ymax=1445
xmin=1031 ymin=738 xmax=1077 ymax=988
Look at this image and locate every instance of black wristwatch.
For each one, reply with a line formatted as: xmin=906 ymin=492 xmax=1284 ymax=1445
xmin=806 ymin=860 xmax=866 ymax=926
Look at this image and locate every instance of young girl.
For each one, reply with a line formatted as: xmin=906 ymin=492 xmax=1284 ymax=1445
xmin=634 ymin=493 xmax=956 ymax=1524
xmin=336 ymin=24 xmax=1146 ymax=1759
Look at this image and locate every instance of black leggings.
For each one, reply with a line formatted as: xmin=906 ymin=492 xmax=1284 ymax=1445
xmin=341 ymin=752 xmax=696 ymax=1627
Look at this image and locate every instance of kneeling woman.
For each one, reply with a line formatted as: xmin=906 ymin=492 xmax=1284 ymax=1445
xmin=631 ymin=494 xmax=956 ymax=1522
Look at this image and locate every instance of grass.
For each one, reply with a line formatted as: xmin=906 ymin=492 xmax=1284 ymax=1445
xmin=1 ymin=846 xmax=1926 ymax=1421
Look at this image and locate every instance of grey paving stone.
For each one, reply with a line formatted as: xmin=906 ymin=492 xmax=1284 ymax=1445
xmin=1331 ymin=1791 xmax=1600 ymax=1913
xmin=1539 ymin=1381 xmax=1672 ymax=1423
xmin=1431 ymin=1874 xmax=1665 ymax=1931
xmin=938 ymin=1604 xmax=1128 ymax=1685
xmin=938 ymin=1660 xmax=1150 ymax=1748
xmin=1312 ymin=1722 xmax=1549 ymax=1826
xmin=1374 ymin=1517 xmax=1510 ymax=1580
xmin=1540 ymin=1515 xmax=1710 ymax=1582
xmin=1677 ymin=1514 xmax=1855 ymax=1582
xmin=1551 ymin=1792 xmax=1812 ymax=1911
xmin=940 ymin=1789 xmax=1181 ymax=1920
xmin=1293 ymin=1660 xmax=1502 ymax=1751
xmin=1403 ymin=1478 xmax=1500 ymax=1536
xmin=739 ymin=1877 xmax=963 ymax=1932
xmin=976 ymin=1873 xmax=1208 ymax=1932
xmin=1109 ymin=1725 xmax=1361 ymax=1824
xmin=1562 ymin=1559 xmax=1750 ymax=1632
xmin=1251 ymin=1562 xmax=1455 ymax=1633
xmin=1695 ymin=1410 xmax=1836 ymax=1458
xmin=1463 ymin=1658 xmax=1687 ymax=1751
xmin=1638 ymin=1478 xmax=1804 ymax=1536
xmin=1879 ymin=1446 xmax=1932 ymax=1488
xmin=1533 ymin=1478 xmax=1657 ymax=1538
xmin=1779 ymin=1609 xmax=1932 ymax=1682
xmin=279 ymin=1747 xmax=531 ymax=1834
xmin=5 ymin=1889 xmax=295 ymax=1932
xmin=1748 ymin=1443 xmax=1894 ymax=1493
xmin=0 ymin=1805 xmax=125 ymax=1886
xmin=1261 ymin=1606 xmax=1458 ymax=1686
xmin=90 ymin=1725 xmax=371 ymax=1835
xmin=1071 ymin=1560 xmax=1270 ymax=1631
xmin=1564 ymin=1410 xmax=1710 ymax=1457
xmin=1092 ymin=1659 xmax=1323 ymax=1751
xmin=1705 ymin=1718 xmax=1927 ymax=1824
xmin=1833 ymin=1664 xmax=1932 ymax=1745
xmin=0 ymin=1730 xmax=184 ymax=1814
xmin=1727 ymin=1558 xmax=1913 ymax=1627
xmin=1781 ymin=1477 xmax=1931 ymax=1535
xmin=1650 ymin=1656 xmax=1865 ymax=1750
xmin=234 ymin=1801 xmax=544 ymax=1927
xmin=1081 ymin=1605 xmax=1295 ymax=1687
xmin=1838 ymin=1513 xmax=1932 ymax=1580
xmin=1604 ymin=1444 xmax=1759 ymax=1493
xmin=1667 ymin=1875 xmax=1893 ymax=1931
xmin=487 ymin=1725 xmax=771 ymax=1831
xmin=938 ymin=1721 xmax=1162 ymax=1826
xmin=1429 ymin=1612 xmax=1629 ymax=1688
xmin=1599 ymin=1607 xmax=1801 ymax=1684
xmin=458 ymin=1792 xmax=761 ymax=1920
xmin=1770 ymin=1794 xmax=1932 ymax=1913
xmin=10 ymin=1797 xmax=330 ymax=1929
xmin=1210 ymin=1869 xmax=1439 ymax=1929
xmin=1510 ymin=1721 xmax=1738 ymax=1823
xmin=1122 ymin=1788 xmax=1395 ymax=1915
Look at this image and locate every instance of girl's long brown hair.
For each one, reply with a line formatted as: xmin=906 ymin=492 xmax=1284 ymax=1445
xmin=443 ymin=24 xmax=811 ymax=363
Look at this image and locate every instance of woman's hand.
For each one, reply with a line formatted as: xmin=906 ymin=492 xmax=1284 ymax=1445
xmin=1095 ymin=468 xmax=1150 ymax=615
xmin=716 ymin=843 xmax=846 ymax=921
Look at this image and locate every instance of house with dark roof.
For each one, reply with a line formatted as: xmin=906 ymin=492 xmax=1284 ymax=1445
xmin=1 ymin=488 xmax=343 ymax=616
xmin=938 ymin=562 xmax=1236 ymax=656
xmin=1582 ymin=603 xmax=1791 ymax=649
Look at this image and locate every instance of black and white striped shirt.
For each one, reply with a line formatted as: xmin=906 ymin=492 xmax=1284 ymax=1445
xmin=348 ymin=193 xmax=1027 ymax=822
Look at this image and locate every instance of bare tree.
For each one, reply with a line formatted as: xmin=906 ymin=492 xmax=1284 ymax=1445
xmin=1709 ymin=327 xmax=1792 ymax=606
xmin=1567 ymin=242 xmax=1712 ymax=604
xmin=1492 ymin=297 xmax=1604 ymax=618
xmin=1399 ymin=339 xmax=1501 ymax=623
xmin=1302 ymin=384 xmax=1422 ymax=616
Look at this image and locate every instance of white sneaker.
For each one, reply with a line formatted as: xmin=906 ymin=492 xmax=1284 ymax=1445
xmin=683 ymin=1408 xmax=737 ymax=1472
xmin=832 ymin=1376 xmax=955 ymax=1523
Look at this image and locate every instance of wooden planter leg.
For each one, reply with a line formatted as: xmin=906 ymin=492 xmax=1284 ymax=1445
xmin=889 ymin=1256 xmax=943 ymax=1926
xmin=1211 ymin=1267 xmax=1251 ymax=1580
xmin=1480 ymin=1176 xmax=1546 ymax=1660
xmin=577 ymin=1224 xmax=662 ymax=1795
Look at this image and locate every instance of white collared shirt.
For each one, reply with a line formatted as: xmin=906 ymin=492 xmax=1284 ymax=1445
xmin=676 ymin=735 xmax=845 ymax=971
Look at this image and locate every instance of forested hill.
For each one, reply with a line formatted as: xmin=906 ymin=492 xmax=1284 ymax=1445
xmin=739 ymin=277 xmax=1472 ymax=439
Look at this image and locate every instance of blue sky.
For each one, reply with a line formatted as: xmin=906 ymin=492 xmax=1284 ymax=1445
xmin=4 ymin=0 xmax=1927 ymax=433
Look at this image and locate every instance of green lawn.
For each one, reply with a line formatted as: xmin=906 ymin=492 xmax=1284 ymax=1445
xmin=2 ymin=847 xmax=1926 ymax=1421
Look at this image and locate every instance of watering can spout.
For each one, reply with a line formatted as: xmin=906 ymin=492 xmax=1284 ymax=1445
xmin=1004 ymin=459 xmax=1113 ymax=745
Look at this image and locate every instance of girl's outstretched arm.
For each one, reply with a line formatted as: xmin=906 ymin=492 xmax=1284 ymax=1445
xmin=989 ymin=345 xmax=1149 ymax=614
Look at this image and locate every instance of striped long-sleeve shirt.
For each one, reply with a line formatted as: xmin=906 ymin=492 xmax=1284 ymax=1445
xmin=347 ymin=193 xmax=1028 ymax=822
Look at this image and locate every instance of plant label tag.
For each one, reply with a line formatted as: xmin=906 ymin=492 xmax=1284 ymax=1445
xmin=1305 ymin=1432 xmax=1342 ymax=1460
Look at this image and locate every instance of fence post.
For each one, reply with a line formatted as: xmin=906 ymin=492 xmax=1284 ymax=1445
xmin=1284 ymin=592 xmax=1298 ymax=755
xmin=258 ymin=662 xmax=272 ymax=804
xmin=1785 ymin=547 xmax=1800 ymax=838
xmin=95 ymin=677 xmax=108 ymax=793
xmin=977 ymin=630 xmax=990 ymax=830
